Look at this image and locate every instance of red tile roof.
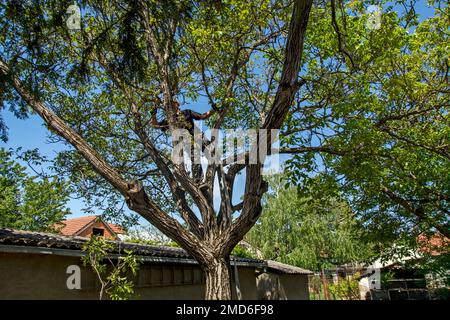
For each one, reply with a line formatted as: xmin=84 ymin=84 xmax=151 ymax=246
xmin=418 ymin=233 xmax=450 ymax=256
xmin=57 ymin=216 xmax=97 ymax=236
xmin=108 ymin=223 xmax=125 ymax=234
xmin=56 ymin=215 xmax=125 ymax=236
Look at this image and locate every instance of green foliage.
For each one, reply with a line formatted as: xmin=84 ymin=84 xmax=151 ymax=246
xmin=0 ymin=0 xmax=448 ymax=272
xmin=380 ymin=270 xmax=396 ymax=288
xmin=414 ymin=252 xmax=450 ymax=288
xmin=231 ymin=244 xmax=254 ymax=259
xmin=308 ymin=275 xmax=325 ymax=300
xmin=328 ymin=274 xmax=361 ymax=300
xmin=0 ymin=148 xmax=70 ymax=231
xmin=0 ymin=0 xmax=294 ymax=220
xmin=81 ymin=235 xmax=140 ymax=300
xmin=432 ymin=288 xmax=450 ymax=300
xmin=247 ymin=174 xmax=374 ymax=271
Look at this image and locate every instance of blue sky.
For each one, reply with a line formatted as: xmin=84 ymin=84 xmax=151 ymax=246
xmin=0 ymin=106 xmax=284 ymax=223
xmin=1 ymin=110 xmax=88 ymax=217
xmin=0 ymin=1 xmax=438 ymax=225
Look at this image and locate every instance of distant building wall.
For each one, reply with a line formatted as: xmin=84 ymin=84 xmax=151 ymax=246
xmin=256 ymin=273 xmax=309 ymax=300
xmin=0 ymin=252 xmax=259 ymax=300
xmin=0 ymin=252 xmax=97 ymax=299
xmin=278 ymin=274 xmax=309 ymax=300
xmin=231 ymin=266 xmax=257 ymax=300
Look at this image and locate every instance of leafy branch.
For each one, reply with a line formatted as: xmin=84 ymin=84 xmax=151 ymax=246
xmin=81 ymin=236 xmax=140 ymax=300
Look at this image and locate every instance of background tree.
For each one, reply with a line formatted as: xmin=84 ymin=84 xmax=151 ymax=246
xmin=0 ymin=148 xmax=70 ymax=231
xmin=246 ymin=174 xmax=374 ymax=271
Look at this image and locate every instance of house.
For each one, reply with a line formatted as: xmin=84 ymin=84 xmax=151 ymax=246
xmin=358 ymin=233 xmax=449 ymax=300
xmin=0 ymin=228 xmax=313 ymax=300
xmin=55 ymin=215 xmax=126 ymax=240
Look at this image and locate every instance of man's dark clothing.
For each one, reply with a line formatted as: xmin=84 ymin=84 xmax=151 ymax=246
xmin=156 ymin=109 xmax=204 ymax=135
xmin=155 ymin=109 xmax=208 ymax=183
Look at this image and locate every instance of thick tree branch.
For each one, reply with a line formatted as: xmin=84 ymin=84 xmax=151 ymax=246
xmin=0 ymin=59 xmax=128 ymax=193
xmin=0 ymin=58 xmax=208 ymax=260
xmin=136 ymin=0 xmax=177 ymax=127
xmin=375 ymin=103 xmax=449 ymax=125
xmin=330 ymin=0 xmax=357 ymax=69
xmin=94 ymin=53 xmax=204 ymax=237
xmin=217 ymin=165 xmax=233 ymax=230
xmin=213 ymin=30 xmax=283 ymax=130
xmin=278 ymin=146 xmax=346 ymax=156
xmin=262 ymin=0 xmax=312 ymax=130
xmin=376 ymin=124 xmax=450 ymax=161
xmin=222 ymin=0 xmax=313 ymax=254
xmin=223 ymin=145 xmax=345 ymax=172
xmin=231 ymin=201 xmax=244 ymax=213
xmin=131 ymin=103 xmax=204 ymax=237
xmin=135 ymin=1 xmax=219 ymax=235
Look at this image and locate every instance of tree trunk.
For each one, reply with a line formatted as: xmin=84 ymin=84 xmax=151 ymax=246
xmin=203 ymin=257 xmax=232 ymax=300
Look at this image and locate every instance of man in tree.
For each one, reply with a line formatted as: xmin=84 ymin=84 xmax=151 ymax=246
xmin=151 ymin=99 xmax=216 ymax=183
xmin=151 ymin=100 xmax=215 ymax=135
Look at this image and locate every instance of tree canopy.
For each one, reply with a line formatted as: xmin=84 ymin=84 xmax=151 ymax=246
xmin=247 ymin=174 xmax=374 ymax=271
xmin=282 ymin=1 xmax=449 ymax=244
xmin=0 ymin=0 xmax=315 ymax=299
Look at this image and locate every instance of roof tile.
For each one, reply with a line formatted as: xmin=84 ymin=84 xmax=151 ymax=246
xmin=0 ymin=228 xmax=265 ymax=265
xmin=56 ymin=215 xmax=126 ymax=236
xmin=266 ymin=260 xmax=313 ymax=275
xmin=56 ymin=215 xmax=98 ymax=236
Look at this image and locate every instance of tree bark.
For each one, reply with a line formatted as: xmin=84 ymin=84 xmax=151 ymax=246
xmin=203 ymin=257 xmax=232 ymax=300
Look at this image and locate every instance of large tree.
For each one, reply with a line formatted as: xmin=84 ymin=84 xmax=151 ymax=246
xmin=0 ymin=0 xmax=448 ymax=299
xmin=0 ymin=0 xmax=313 ymax=299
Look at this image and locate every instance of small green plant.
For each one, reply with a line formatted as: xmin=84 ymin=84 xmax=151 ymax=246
xmin=380 ymin=270 xmax=396 ymax=289
xmin=309 ymin=275 xmax=326 ymax=300
xmin=81 ymin=236 xmax=140 ymax=300
xmin=231 ymin=244 xmax=254 ymax=259
xmin=328 ymin=273 xmax=361 ymax=300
